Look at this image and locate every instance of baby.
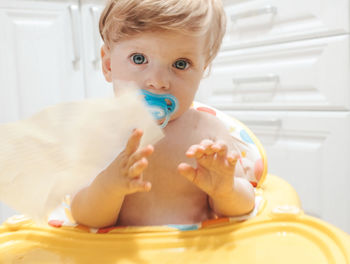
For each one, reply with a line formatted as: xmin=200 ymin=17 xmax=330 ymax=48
xmin=71 ymin=0 xmax=256 ymax=228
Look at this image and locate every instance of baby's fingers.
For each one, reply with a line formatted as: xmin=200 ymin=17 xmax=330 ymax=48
xmin=186 ymin=145 xmax=205 ymax=159
xmin=124 ymin=129 xmax=143 ymax=156
xmin=227 ymin=152 xmax=239 ymax=166
xmin=129 ymin=178 xmax=152 ymax=192
xmin=212 ymin=141 xmax=228 ymax=157
xmin=128 ymin=157 xmax=148 ymax=178
xmin=127 ymin=145 xmax=154 ymax=169
xmin=186 ymin=139 xmax=215 ymax=158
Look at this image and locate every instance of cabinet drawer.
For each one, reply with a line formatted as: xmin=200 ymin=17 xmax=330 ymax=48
xmin=225 ymin=110 xmax=350 ymax=233
xmin=222 ymin=0 xmax=349 ymax=49
xmin=198 ymin=35 xmax=350 ymax=111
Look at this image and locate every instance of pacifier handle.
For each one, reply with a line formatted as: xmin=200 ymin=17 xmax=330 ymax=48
xmin=140 ymin=90 xmax=178 ymax=128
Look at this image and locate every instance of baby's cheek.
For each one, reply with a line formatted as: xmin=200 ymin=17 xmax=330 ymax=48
xmin=175 ymin=100 xmax=192 ymax=117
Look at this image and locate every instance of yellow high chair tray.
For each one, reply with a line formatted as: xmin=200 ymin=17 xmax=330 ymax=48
xmin=0 ymin=103 xmax=349 ymax=263
xmin=0 ymin=174 xmax=350 ymax=264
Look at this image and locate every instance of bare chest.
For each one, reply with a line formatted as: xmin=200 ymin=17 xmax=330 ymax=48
xmin=118 ymin=110 xmax=221 ymax=225
xmin=144 ymin=110 xmax=217 ymax=197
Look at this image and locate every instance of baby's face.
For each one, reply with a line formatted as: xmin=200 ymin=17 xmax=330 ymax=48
xmin=102 ymin=30 xmax=207 ymax=122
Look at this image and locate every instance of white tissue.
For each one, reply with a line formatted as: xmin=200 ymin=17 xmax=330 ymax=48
xmin=0 ymin=89 xmax=164 ymax=224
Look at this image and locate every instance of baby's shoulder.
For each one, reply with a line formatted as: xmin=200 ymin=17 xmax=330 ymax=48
xmin=190 ymin=103 xmax=229 ymax=130
xmin=183 ymin=105 xmax=231 ymax=141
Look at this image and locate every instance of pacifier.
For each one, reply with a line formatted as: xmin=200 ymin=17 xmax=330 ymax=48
xmin=140 ymin=89 xmax=178 ymax=128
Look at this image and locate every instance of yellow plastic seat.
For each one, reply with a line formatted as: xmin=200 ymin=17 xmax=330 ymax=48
xmin=1 ymin=174 xmax=349 ymax=264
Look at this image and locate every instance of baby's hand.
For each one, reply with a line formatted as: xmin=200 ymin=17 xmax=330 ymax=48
xmin=103 ymin=129 xmax=153 ymax=195
xmin=178 ymin=139 xmax=239 ymax=197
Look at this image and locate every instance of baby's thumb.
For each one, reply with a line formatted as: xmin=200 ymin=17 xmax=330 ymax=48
xmin=178 ymin=163 xmax=210 ymax=194
xmin=178 ymin=163 xmax=197 ymax=183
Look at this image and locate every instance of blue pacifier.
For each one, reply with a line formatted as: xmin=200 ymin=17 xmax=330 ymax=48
xmin=140 ymin=89 xmax=178 ymax=128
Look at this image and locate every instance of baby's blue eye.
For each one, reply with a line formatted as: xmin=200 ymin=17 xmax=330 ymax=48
xmin=173 ymin=59 xmax=189 ymax=70
xmin=132 ymin=54 xmax=147 ymax=64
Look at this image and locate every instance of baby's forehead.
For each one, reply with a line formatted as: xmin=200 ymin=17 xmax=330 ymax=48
xmin=119 ymin=31 xmax=208 ymax=55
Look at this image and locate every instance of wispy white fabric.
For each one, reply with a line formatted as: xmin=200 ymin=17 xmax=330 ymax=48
xmin=0 ymin=89 xmax=163 ymax=224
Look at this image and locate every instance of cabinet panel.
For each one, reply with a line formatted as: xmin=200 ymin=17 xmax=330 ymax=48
xmin=225 ymin=110 xmax=350 ymax=233
xmin=80 ymin=0 xmax=113 ymax=98
xmin=222 ymin=0 xmax=349 ymax=49
xmin=0 ymin=0 xmax=85 ymax=122
xmin=198 ymin=35 xmax=350 ymax=111
xmin=0 ymin=0 xmax=86 ymax=223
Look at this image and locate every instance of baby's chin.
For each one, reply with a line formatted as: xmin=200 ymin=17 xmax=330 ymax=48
xmin=156 ymin=116 xmax=176 ymax=127
xmin=157 ymin=118 xmax=171 ymax=126
xmin=156 ymin=106 xmax=192 ymax=127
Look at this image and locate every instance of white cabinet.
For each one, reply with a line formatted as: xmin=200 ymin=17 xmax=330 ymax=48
xmin=223 ymin=0 xmax=350 ymax=50
xmin=0 ymin=0 xmax=111 ymax=123
xmin=0 ymin=0 xmax=86 ymax=121
xmin=198 ymin=0 xmax=350 ymax=233
xmin=227 ymin=110 xmax=350 ymax=231
xmin=80 ymin=0 xmax=113 ymax=98
xmin=0 ymin=0 xmax=111 ymax=223
xmin=201 ymin=35 xmax=350 ymax=111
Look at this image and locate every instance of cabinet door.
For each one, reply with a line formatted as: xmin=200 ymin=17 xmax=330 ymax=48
xmin=80 ymin=0 xmax=113 ymax=98
xmin=225 ymin=110 xmax=350 ymax=234
xmin=0 ymin=0 xmax=86 ymax=223
xmin=0 ymin=0 xmax=85 ymax=122
xmin=198 ymin=35 xmax=350 ymax=111
xmin=222 ymin=0 xmax=349 ymax=50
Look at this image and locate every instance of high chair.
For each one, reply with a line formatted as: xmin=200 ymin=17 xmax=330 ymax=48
xmin=1 ymin=103 xmax=349 ymax=263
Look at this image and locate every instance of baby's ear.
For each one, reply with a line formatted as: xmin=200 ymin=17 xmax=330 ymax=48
xmin=202 ymin=64 xmax=211 ymax=78
xmin=101 ymin=44 xmax=112 ymax=82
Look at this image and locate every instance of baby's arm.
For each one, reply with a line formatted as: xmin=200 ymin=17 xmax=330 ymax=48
xmin=178 ymin=139 xmax=255 ymax=217
xmin=71 ymin=129 xmax=153 ymax=228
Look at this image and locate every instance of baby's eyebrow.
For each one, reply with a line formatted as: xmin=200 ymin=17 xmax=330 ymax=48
xmin=175 ymin=48 xmax=197 ymax=55
xmin=176 ymin=52 xmax=202 ymax=62
xmin=128 ymin=45 xmax=144 ymax=51
xmin=170 ymin=47 xmax=195 ymax=55
xmin=177 ymin=46 xmax=203 ymax=56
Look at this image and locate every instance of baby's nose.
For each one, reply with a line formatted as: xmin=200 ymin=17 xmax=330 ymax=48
xmin=145 ymin=67 xmax=170 ymax=90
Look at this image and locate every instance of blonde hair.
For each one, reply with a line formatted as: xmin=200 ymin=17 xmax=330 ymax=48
xmin=99 ymin=0 xmax=226 ymax=65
